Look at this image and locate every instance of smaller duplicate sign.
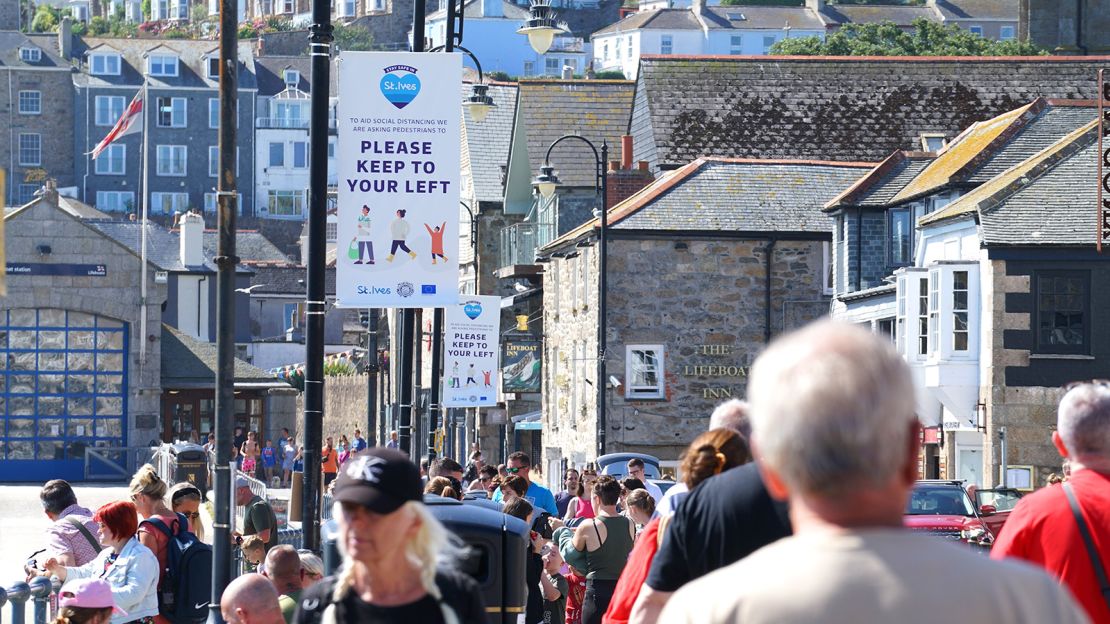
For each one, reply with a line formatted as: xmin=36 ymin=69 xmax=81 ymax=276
xmin=443 ymin=295 xmax=500 ymax=408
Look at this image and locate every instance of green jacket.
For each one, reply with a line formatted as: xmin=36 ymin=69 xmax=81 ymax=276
xmin=554 ymin=526 xmax=588 ymax=572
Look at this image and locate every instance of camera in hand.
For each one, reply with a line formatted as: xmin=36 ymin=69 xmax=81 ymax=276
xmin=532 ymin=512 xmax=553 ymax=540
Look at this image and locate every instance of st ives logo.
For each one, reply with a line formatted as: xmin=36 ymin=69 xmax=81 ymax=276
xmin=463 ymin=301 xmax=482 ymax=320
xmin=380 ymin=65 xmax=420 ymax=109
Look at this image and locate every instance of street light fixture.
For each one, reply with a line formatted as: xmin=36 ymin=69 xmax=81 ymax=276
xmin=429 ymin=44 xmax=496 ymax=123
xmin=517 ymin=0 xmax=569 ymax=55
xmin=532 ymin=135 xmax=609 ymax=457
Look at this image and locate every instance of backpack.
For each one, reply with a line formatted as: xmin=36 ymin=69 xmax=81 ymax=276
xmin=142 ymin=513 xmax=213 ymax=624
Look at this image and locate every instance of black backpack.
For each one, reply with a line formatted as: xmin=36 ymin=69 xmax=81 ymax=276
xmin=142 ymin=513 xmax=213 ymax=624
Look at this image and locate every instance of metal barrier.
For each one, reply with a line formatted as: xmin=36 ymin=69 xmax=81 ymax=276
xmin=1 ymin=575 xmax=60 ymax=624
xmin=83 ymin=445 xmax=159 ymax=480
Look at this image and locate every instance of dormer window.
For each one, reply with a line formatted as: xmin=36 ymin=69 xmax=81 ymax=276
xmin=90 ymin=52 xmax=121 ymax=76
xmin=19 ymin=47 xmax=41 ymax=62
xmin=148 ymin=54 xmax=179 ymax=77
xmin=207 ymin=56 xmax=220 ymax=79
xmin=920 ymin=133 xmax=947 ymax=152
xmin=727 ymin=12 xmax=744 ymax=21
xmin=283 ymin=69 xmax=300 ymax=87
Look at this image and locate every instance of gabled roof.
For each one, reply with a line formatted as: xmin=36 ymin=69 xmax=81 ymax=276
xmin=933 ymin=0 xmax=1017 ymax=21
xmin=72 ymin=37 xmax=257 ymax=90
xmin=513 ymin=79 xmax=635 ymax=189
xmin=544 ymin=157 xmax=875 ymax=249
xmin=161 ymin=324 xmax=285 ymax=387
xmin=824 ymin=150 xmax=935 ymax=210
xmin=918 ymin=120 xmax=1098 ymax=247
xmin=202 ymin=230 xmax=291 ymax=264
xmin=593 ymin=8 xmax=699 ymax=35
xmin=462 ymin=82 xmax=517 ymax=204
xmin=631 ymin=55 xmax=1107 ymax=170
xmin=593 ymin=6 xmax=824 ymax=36
xmin=822 ymin=3 xmax=940 ymax=27
xmin=82 ymin=219 xmax=254 ymax=273
xmin=890 ymin=100 xmax=1038 ymax=204
xmin=1 ymin=32 xmax=71 ymax=69
xmin=966 ymin=102 xmax=1096 ymax=184
xmin=247 ymin=263 xmax=337 ymax=296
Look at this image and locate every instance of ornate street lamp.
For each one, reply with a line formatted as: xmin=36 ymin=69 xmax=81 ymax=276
xmin=430 ymin=44 xmax=496 ymax=123
xmin=517 ymin=0 xmax=569 ymax=55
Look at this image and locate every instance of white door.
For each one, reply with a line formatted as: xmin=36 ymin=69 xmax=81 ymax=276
xmin=958 ymin=447 xmax=982 ymax=487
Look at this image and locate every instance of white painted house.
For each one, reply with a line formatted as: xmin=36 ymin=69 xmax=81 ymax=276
xmin=592 ymin=0 xmax=826 ymax=79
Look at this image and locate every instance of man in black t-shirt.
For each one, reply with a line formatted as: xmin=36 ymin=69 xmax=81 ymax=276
xmin=630 ymin=462 xmax=791 ymax=623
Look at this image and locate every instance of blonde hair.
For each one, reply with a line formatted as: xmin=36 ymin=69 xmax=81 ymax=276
xmin=241 ymin=535 xmax=265 ymax=552
xmin=331 ymin=501 xmax=447 ymax=603
xmin=167 ymin=482 xmax=205 ymax=541
xmin=129 ymin=464 xmax=167 ymax=499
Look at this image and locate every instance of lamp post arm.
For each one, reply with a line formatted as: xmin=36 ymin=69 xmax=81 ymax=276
xmin=542 ymin=134 xmax=601 ymax=179
xmin=428 ymin=44 xmax=486 ymax=83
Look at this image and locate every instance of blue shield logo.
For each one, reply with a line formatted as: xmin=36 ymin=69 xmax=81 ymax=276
xmin=380 ymin=65 xmax=421 ymax=109
xmin=463 ymin=301 xmax=482 ymax=320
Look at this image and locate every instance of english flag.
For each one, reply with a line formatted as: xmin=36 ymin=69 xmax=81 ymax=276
xmin=90 ymin=87 xmax=144 ymax=160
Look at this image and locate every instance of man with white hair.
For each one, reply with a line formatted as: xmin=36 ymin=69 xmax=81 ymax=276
xmin=659 ymin=321 xmax=1086 ymax=624
xmin=221 ymin=572 xmax=285 ymax=624
xmin=993 ymin=382 xmax=1110 ymax=623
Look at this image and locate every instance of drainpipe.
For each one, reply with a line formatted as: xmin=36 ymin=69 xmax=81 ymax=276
xmin=764 ymin=237 xmax=776 ymax=343
xmin=197 ymin=275 xmax=207 ymax=339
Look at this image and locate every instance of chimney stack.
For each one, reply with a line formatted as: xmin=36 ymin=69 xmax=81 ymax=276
xmin=621 ymin=135 xmax=633 ymax=170
xmin=561 ymin=65 xmax=573 ymax=79
xmin=804 ymin=0 xmax=825 ymax=13
xmin=179 ymin=211 xmax=205 ymax=267
xmin=58 ymin=17 xmax=72 ymax=61
xmin=607 ymin=136 xmax=655 ymax=207
xmin=42 ymin=178 xmax=59 ymax=206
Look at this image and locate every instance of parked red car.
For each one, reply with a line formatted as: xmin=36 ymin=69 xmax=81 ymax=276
xmin=971 ymin=487 xmax=1024 ymax=539
xmin=904 ymin=480 xmax=995 ymax=548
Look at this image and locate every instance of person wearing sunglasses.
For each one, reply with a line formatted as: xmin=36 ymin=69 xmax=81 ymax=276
xmin=491 ymin=452 xmax=559 ymax=516
xmin=167 ymin=482 xmax=205 ymax=542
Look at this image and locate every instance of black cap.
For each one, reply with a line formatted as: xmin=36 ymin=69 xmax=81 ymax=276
xmin=333 ymin=448 xmax=423 ymax=514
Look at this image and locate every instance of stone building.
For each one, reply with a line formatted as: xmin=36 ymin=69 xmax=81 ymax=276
xmin=0 ymin=31 xmax=76 ymax=205
xmin=1021 ymin=0 xmax=1110 ymax=54
xmin=537 ymin=157 xmax=873 ymax=471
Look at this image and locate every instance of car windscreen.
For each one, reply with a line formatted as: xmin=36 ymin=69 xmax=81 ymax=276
xmin=906 ymin=486 xmax=976 ymax=516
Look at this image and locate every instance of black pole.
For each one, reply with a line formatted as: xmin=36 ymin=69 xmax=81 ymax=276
xmin=597 ymin=142 xmax=608 ymax=457
xmin=301 ymin=0 xmax=333 ymax=552
xmin=428 ymin=307 xmax=443 ymax=462
xmin=210 ymin=0 xmax=238 ymax=616
xmin=366 ymin=309 xmax=378 ymax=446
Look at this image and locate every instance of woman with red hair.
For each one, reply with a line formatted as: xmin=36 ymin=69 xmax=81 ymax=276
xmin=44 ymin=501 xmax=160 ymax=624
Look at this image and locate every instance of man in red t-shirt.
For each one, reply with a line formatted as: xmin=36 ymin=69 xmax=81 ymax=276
xmin=992 ymin=382 xmax=1110 ymax=623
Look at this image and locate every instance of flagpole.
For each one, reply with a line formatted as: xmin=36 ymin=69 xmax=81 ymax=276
xmin=140 ymin=79 xmax=150 ymax=364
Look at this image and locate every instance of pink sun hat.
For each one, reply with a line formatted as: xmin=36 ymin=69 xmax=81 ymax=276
xmin=58 ymin=578 xmax=127 ymax=615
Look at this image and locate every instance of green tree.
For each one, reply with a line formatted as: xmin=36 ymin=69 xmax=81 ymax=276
xmin=87 ymin=16 xmax=110 ymax=35
xmin=333 ymin=22 xmax=374 ymax=51
xmin=31 ymin=5 xmax=60 ymax=32
xmin=771 ymin=18 xmax=1046 ymax=56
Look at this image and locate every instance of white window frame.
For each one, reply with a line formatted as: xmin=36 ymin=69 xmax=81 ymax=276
xmin=207 ymin=57 xmax=220 ymax=79
xmin=150 ymin=192 xmax=189 ymax=214
xmin=917 ymin=272 xmax=929 ymax=358
xmin=90 ymin=53 xmax=121 ymax=76
xmin=156 ymin=97 xmax=187 ymax=128
xmin=292 ymin=141 xmax=309 ymax=168
xmin=96 ymin=190 xmax=134 ymax=212
xmin=952 ymin=269 xmax=970 ymax=352
xmin=18 ymin=133 xmax=41 ymax=166
xmin=545 ymin=56 xmax=560 ymax=74
xmin=267 ymin=189 xmax=305 ymax=216
xmin=95 ymin=95 xmax=125 ymax=126
xmin=204 ymin=192 xmax=243 ymax=214
xmin=523 ymin=61 xmax=535 ymax=76
xmin=928 ymin=268 xmax=940 ymax=358
xmin=821 ymin=241 xmax=834 ymax=295
xmin=156 ymin=144 xmax=187 ymax=176
xmin=283 ymin=69 xmax=300 ymax=87
xmin=19 ymin=47 xmax=41 ymax=62
xmin=18 ymin=90 xmax=41 ymax=115
xmin=269 ymin=142 xmax=285 ymax=167
xmin=659 ymin=35 xmax=672 ymax=55
xmin=209 ymin=145 xmax=219 ymax=177
xmin=95 ymin=144 xmax=126 ymax=175
xmin=209 ymin=98 xmax=219 ymax=128
xmin=148 ymin=54 xmax=179 ymax=77
xmin=625 ymin=344 xmax=665 ymax=400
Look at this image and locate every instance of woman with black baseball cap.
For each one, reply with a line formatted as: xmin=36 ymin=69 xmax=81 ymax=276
xmin=293 ymin=448 xmax=486 ymax=624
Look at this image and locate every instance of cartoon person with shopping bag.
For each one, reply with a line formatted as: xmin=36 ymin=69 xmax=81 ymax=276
xmin=353 ymin=204 xmax=375 ymax=265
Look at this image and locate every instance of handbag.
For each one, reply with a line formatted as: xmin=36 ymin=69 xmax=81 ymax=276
xmin=1063 ymin=482 xmax=1110 ymax=612
xmin=348 ymin=239 xmax=359 ymax=260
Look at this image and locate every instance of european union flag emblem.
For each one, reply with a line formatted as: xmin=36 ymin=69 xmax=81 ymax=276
xmin=421 ymin=284 xmax=436 ymax=294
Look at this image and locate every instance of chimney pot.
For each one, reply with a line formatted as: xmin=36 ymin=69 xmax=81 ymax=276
xmin=621 ymin=135 xmax=633 ymax=169
xmin=637 ymin=160 xmax=649 ymax=171
xmin=58 ymin=17 xmax=72 ymax=61
xmin=608 ymin=160 xmax=620 ymax=172
xmin=561 ymin=65 xmax=573 ymax=79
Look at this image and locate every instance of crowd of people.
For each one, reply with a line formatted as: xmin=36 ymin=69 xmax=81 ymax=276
xmin=27 ymin=320 xmax=1110 ymax=624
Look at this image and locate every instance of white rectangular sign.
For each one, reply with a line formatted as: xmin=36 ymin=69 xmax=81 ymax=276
xmin=443 ymin=295 xmax=501 ymax=407
xmin=335 ymin=51 xmax=461 ymax=308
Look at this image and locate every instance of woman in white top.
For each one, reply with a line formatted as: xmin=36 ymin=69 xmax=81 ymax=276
xmin=45 ymin=500 xmax=160 ymax=624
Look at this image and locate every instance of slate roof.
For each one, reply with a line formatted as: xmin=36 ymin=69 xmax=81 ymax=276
xmin=822 ymin=4 xmax=940 ymax=27
xmin=933 ymin=0 xmax=1017 ymax=21
xmin=462 ymin=82 xmax=517 ymax=204
xmin=514 ymin=80 xmax=635 ymax=189
xmin=202 ymin=230 xmax=291 ymax=264
xmin=58 ymin=196 xmax=112 ymax=219
xmin=545 ymin=157 xmax=875 ymax=248
xmin=593 ymin=6 xmax=824 ymax=36
xmin=918 ymin=121 xmax=1098 ymax=247
xmin=71 ymin=37 xmax=257 ymax=90
xmin=161 ymin=324 xmax=284 ymax=386
xmin=631 ymin=56 xmax=1107 ymax=171
xmin=247 ymin=263 xmax=337 ymax=295
xmin=83 ymin=219 xmax=253 ymax=273
xmin=825 ymin=151 xmax=935 ymax=210
xmin=427 ymin=0 xmax=530 ymax=21
xmin=254 ymin=55 xmax=338 ymax=97
xmin=1 ymin=32 xmax=73 ymax=69
xmin=967 ymin=103 xmax=1096 ymax=184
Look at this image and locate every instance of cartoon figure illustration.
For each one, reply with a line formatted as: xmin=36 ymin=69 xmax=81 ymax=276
xmin=482 ymin=370 xmax=492 ymax=387
xmin=466 ymin=363 xmax=477 ymax=387
xmin=450 ymin=361 xmax=461 ymax=389
xmin=386 ymin=209 xmax=417 ymax=262
xmin=424 ymin=222 xmax=448 ymax=265
xmin=354 ymin=205 xmax=375 ymax=264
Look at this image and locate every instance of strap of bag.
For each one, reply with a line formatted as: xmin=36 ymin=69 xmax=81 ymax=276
xmin=67 ymin=516 xmax=104 ymax=553
xmin=1063 ymin=482 xmax=1110 ymax=611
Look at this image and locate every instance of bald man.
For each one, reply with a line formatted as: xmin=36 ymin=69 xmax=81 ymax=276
xmin=262 ymin=545 xmax=306 ymax=624
xmin=221 ymin=573 xmax=285 ymax=624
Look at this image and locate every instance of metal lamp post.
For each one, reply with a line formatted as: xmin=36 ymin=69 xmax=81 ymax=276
xmin=533 ymin=136 xmax=609 ymax=457
xmin=517 ymin=0 xmax=568 ymax=55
